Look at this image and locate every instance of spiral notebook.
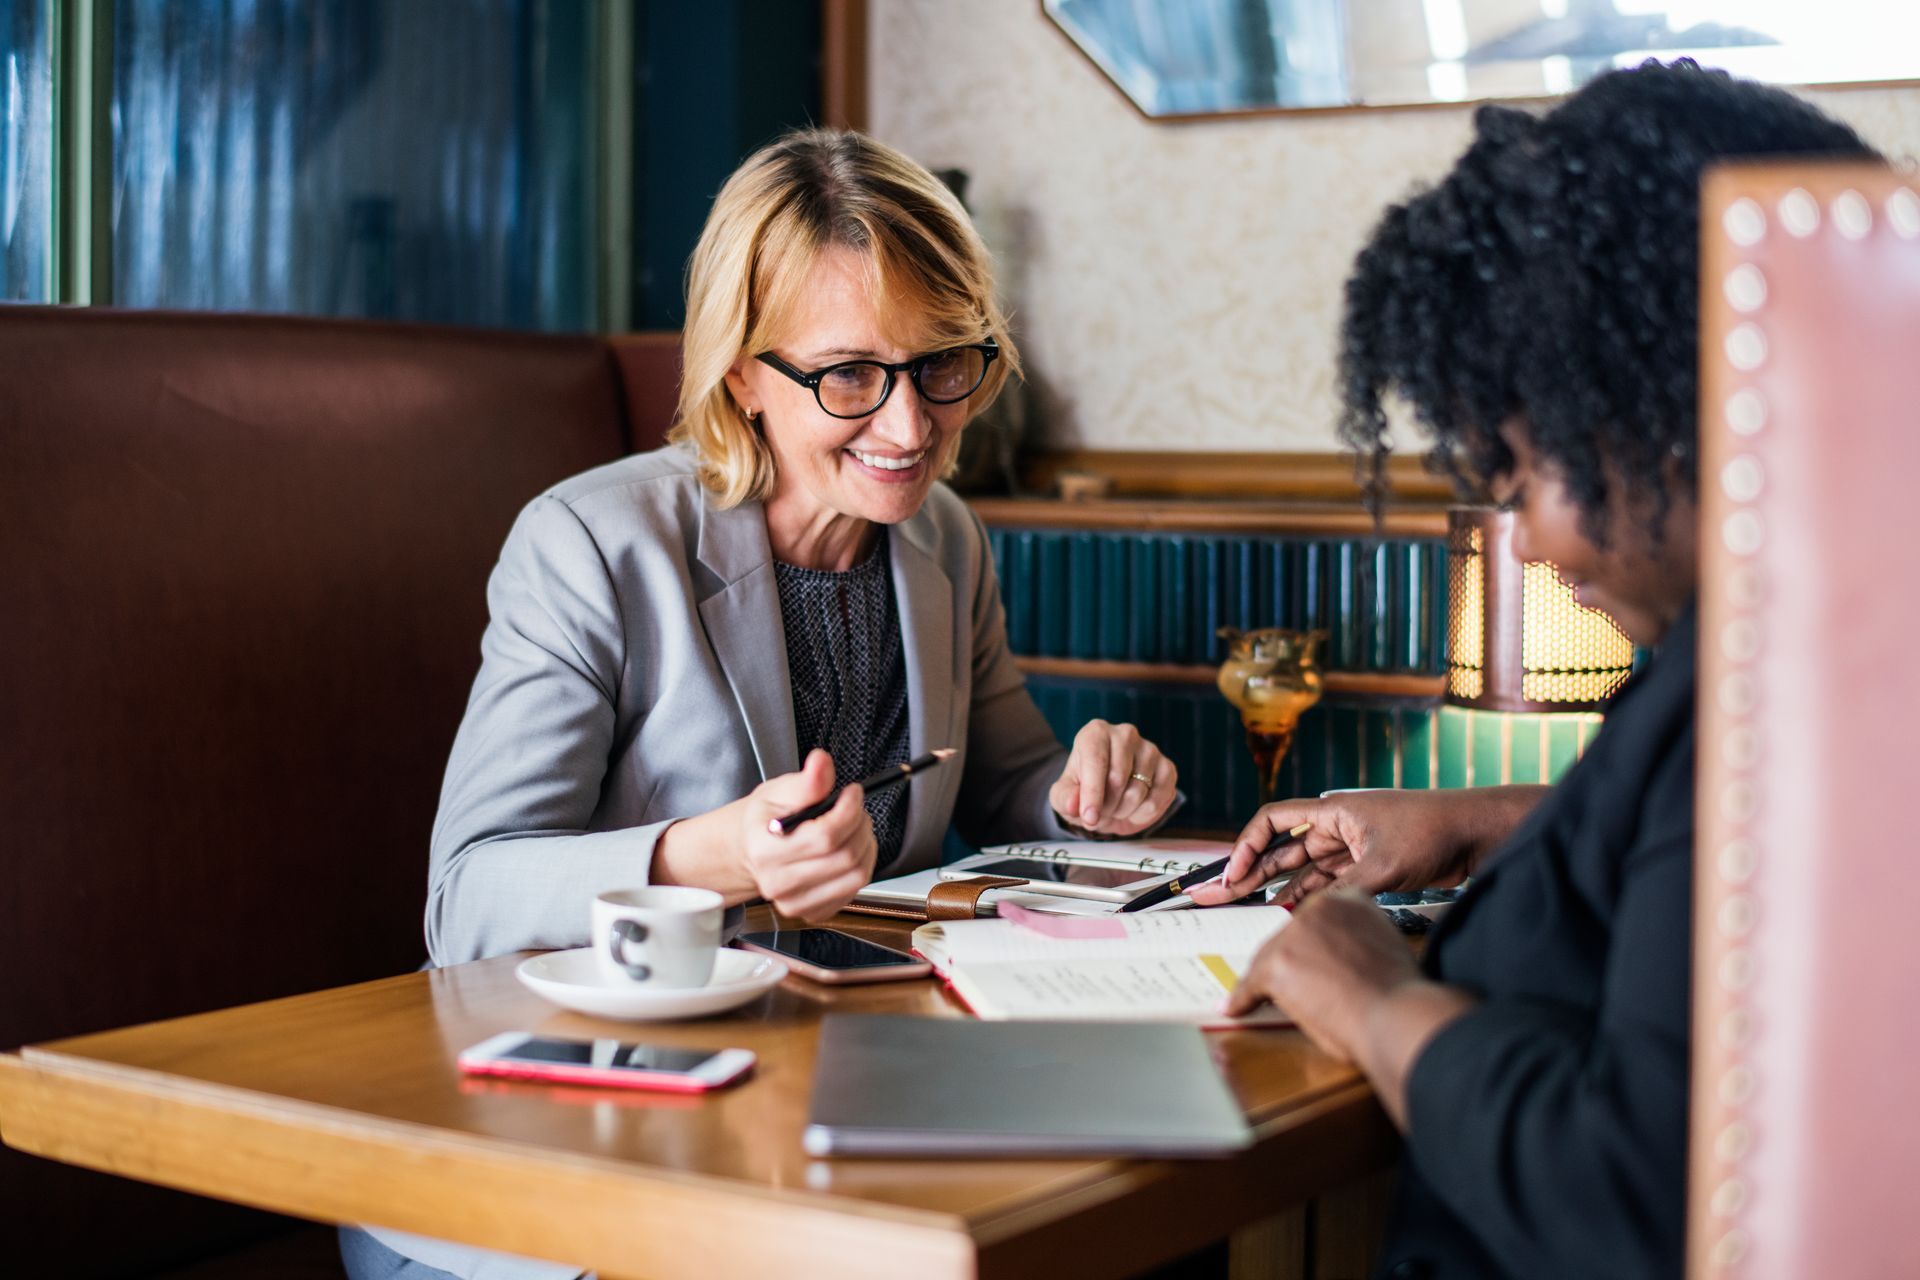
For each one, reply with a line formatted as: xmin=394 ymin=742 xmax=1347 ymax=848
xmin=972 ymin=836 xmax=1233 ymax=875
xmin=847 ymin=837 xmax=1230 ymax=921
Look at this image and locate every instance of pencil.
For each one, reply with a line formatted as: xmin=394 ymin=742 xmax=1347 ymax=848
xmin=1117 ymin=822 xmax=1312 ymax=913
xmin=768 ymin=748 xmax=956 ymax=836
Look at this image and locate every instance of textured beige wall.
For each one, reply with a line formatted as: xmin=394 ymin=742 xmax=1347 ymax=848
xmin=867 ymin=1 xmax=1920 ymax=453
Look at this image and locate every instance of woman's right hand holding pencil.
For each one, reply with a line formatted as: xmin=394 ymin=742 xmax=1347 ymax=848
xmin=653 ymin=749 xmax=878 ymax=922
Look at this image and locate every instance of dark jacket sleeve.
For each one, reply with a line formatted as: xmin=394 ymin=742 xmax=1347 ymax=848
xmin=1401 ymin=825 xmax=1692 ymax=1280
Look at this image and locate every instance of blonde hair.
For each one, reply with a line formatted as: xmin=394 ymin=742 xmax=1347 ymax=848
xmin=669 ymin=128 xmax=1020 ymax=507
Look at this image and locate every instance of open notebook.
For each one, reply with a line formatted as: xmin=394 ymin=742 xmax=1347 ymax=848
xmin=912 ymin=906 xmax=1293 ymax=1027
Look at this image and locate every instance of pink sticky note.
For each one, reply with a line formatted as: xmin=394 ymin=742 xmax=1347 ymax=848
xmin=995 ymin=901 xmax=1129 ymax=939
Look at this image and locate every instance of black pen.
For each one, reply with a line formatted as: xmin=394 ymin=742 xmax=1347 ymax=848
xmin=768 ymin=748 xmax=956 ymax=836
xmin=1117 ymin=822 xmax=1312 ymax=913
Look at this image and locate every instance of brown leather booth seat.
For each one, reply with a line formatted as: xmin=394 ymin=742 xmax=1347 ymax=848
xmin=0 ymin=307 xmax=672 ymax=1276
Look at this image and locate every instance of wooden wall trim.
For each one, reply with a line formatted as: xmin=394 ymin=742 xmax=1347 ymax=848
xmin=821 ymin=0 xmax=870 ymax=131
xmin=1019 ymin=450 xmax=1456 ymax=504
xmin=969 ymin=497 xmax=1449 ymax=539
xmin=1016 ymin=657 xmax=1445 ymax=701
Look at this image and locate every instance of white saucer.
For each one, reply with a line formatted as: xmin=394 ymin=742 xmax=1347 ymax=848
xmin=516 ymin=947 xmax=787 ymax=1021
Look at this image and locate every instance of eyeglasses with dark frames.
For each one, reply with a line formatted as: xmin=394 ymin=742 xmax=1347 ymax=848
xmin=755 ymin=340 xmax=999 ymax=420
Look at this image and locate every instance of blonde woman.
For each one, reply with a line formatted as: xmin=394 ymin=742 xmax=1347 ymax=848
xmin=424 ymin=128 xmax=1179 ymax=968
xmin=348 ymin=125 xmax=1181 ymax=1280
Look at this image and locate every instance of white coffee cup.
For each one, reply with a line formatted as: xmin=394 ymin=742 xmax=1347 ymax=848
xmin=592 ymin=887 xmax=724 ymax=989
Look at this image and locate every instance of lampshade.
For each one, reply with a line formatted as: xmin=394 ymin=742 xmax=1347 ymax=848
xmin=1444 ymin=507 xmax=1633 ymax=713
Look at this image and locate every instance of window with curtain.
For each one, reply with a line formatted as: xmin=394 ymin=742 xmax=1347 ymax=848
xmin=2 ymin=0 xmax=54 ymax=303
xmin=111 ymin=0 xmax=597 ymax=331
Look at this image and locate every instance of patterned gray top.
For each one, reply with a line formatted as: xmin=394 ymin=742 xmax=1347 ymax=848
xmin=774 ymin=530 xmax=911 ymax=870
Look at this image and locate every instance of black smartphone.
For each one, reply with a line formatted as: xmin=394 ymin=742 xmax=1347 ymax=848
xmin=734 ymin=929 xmax=932 ymax=984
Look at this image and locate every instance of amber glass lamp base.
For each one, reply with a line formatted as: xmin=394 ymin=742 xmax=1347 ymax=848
xmin=1242 ymin=723 xmax=1299 ymax=808
xmin=1217 ymin=627 xmax=1327 ymax=808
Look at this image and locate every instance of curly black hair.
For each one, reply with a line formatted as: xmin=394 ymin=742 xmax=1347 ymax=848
xmin=1338 ymin=60 xmax=1880 ymax=536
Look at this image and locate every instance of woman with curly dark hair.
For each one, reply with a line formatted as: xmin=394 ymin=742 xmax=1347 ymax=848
xmin=1189 ymin=62 xmax=1879 ymax=1279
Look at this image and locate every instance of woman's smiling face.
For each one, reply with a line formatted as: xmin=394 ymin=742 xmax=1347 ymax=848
xmin=727 ymin=246 xmax=973 ymax=565
xmin=1488 ymin=421 xmax=1698 ymax=647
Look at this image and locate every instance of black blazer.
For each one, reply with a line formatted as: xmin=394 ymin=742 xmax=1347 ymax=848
xmin=1376 ymin=605 xmax=1696 ymax=1280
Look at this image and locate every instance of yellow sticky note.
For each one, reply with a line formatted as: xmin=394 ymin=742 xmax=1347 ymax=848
xmin=1198 ymin=953 xmax=1239 ymax=991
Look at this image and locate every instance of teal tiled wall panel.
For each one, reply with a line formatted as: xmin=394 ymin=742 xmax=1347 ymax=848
xmin=1005 ymin=531 xmax=1037 ymax=653
xmin=992 ymin=529 xmax=1451 ymax=673
xmin=1022 ymin=677 xmax=1603 ymax=832
xmin=1127 ymin=539 xmax=1160 ymax=661
xmin=989 ymin=526 xmax=1601 ymax=833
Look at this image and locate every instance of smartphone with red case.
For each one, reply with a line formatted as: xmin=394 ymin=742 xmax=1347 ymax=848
xmin=458 ymin=1033 xmax=755 ymax=1093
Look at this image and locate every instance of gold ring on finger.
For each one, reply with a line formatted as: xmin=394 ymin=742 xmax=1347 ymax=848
xmin=1129 ymin=771 xmax=1152 ymax=786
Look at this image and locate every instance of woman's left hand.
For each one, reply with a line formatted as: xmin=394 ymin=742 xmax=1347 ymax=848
xmin=1049 ymin=720 xmax=1177 ymax=836
xmin=1223 ymin=888 xmax=1421 ymax=1062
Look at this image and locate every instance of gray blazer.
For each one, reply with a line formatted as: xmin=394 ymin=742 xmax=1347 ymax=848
xmin=425 ymin=445 xmax=1073 ymax=966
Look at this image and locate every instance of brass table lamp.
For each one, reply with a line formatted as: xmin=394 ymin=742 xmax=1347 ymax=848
xmin=1445 ymin=507 xmax=1633 ymax=713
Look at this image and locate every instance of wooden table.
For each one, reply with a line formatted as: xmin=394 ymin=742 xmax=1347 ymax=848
xmin=0 ymin=911 xmax=1397 ymax=1279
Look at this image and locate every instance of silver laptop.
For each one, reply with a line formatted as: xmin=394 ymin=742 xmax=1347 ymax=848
xmin=803 ymin=1014 xmax=1254 ymax=1158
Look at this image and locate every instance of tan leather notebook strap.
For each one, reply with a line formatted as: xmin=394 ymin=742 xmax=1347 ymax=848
xmin=925 ymin=875 xmax=1028 ymax=921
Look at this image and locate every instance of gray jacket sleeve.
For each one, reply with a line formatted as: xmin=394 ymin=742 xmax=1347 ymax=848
xmin=947 ymin=508 xmax=1181 ymax=844
xmin=949 ymin=508 xmax=1077 ymax=846
xmin=425 ymin=496 xmax=671 ymax=966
